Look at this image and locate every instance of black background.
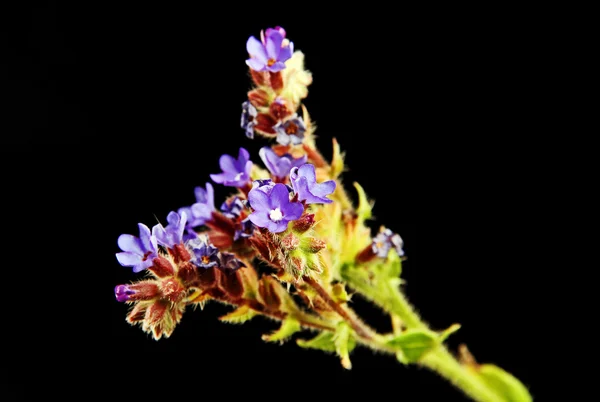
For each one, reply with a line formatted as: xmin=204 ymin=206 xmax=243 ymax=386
xmin=2 ymin=3 xmax=547 ymax=401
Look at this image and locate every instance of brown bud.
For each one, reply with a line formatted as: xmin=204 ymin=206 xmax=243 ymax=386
xmin=302 ymin=144 xmax=328 ymax=168
xmin=128 ymin=281 xmax=161 ymax=301
xmin=269 ymin=99 xmax=291 ymax=120
xmin=250 ymin=69 xmax=267 ymax=86
xmin=355 ymin=243 xmax=377 ymax=264
xmin=197 ymin=266 xmax=218 ymax=289
xmin=126 ymin=302 xmax=148 ymax=324
xmin=300 ymin=237 xmax=327 ymax=254
xmin=160 ymin=277 xmax=186 ymax=303
xmin=145 ymin=299 xmax=169 ymax=327
xmin=254 ymin=113 xmax=277 ymax=135
xmin=176 ymin=261 xmax=198 ymax=286
xmin=258 ymin=277 xmax=281 ymax=311
xmin=219 ymin=270 xmax=244 ymax=301
xmin=171 ymin=243 xmax=191 ymax=263
xmin=205 ymin=211 xmax=237 ymax=249
xmin=280 ymin=232 xmax=300 ymax=250
xmin=292 ymin=213 xmax=315 ymax=233
xmin=248 ymin=89 xmax=270 ymax=107
xmin=269 ymin=71 xmax=283 ymax=92
xmin=149 ymin=255 xmax=175 ymax=277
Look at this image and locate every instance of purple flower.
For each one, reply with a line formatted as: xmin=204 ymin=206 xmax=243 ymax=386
xmin=187 ymin=237 xmax=220 ymax=269
xmin=152 ymin=211 xmax=187 ymax=249
xmin=219 ymin=252 xmax=247 ymax=271
xmin=275 ymin=115 xmax=306 ymax=146
xmin=116 ymin=223 xmax=159 ymax=273
xmin=234 ymin=217 xmax=255 ymax=241
xmin=241 ymin=101 xmax=257 ymax=139
xmin=247 ymin=183 xmax=304 ymax=233
xmin=259 ymin=146 xmax=307 ymax=180
xmin=371 ymin=228 xmax=405 ymax=258
xmin=220 ymin=196 xmax=245 ymax=218
xmin=210 ymin=147 xmax=253 ymax=188
xmin=246 ymin=28 xmax=294 ymax=73
xmin=289 ymin=164 xmax=336 ymax=204
xmin=178 ymin=182 xmax=216 ymax=228
xmin=115 ymin=284 xmax=136 ymax=302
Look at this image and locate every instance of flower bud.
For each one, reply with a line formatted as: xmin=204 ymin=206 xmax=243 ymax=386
xmin=171 ymin=244 xmax=191 ymax=264
xmin=300 ymin=236 xmax=326 ymax=254
xmin=219 ymin=270 xmax=244 ymax=301
xmin=149 ymin=255 xmax=175 ymax=277
xmin=160 ymin=277 xmax=186 ymax=303
xmin=269 ymin=71 xmax=283 ymax=92
xmin=280 ymin=232 xmax=300 ymax=250
xmin=254 ymin=113 xmax=277 ymax=135
xmin=250 ymin=69 xmax=267 ymax=86
xmin=248 ymin=89 xmax=270 ymax=108
xmin=258 ymin=277 xmax=281 ymax=311
xmin=269 ymin=98 xmax=292 ymax=120
xmin=292 ymin=213 xmax=315 ymax=233
xmin=115 ymin=281 xmax=160 ymax=302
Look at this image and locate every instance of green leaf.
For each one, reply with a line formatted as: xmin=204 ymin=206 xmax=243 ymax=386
xmin=384 ymin=251 xmax=403 ymax=278
xmin=439 ymin=323 xmax=461 ymax=342
xmin=219 ymin=305 xmax=258 ymax=324
xmin=334 ymin=322 xmax=355 ymax=369
xmin=262 ymin=317 xmax=301 ymax=342
xmin=297 ymin=331 xmax=337 ymax=352
xmin=386 ymin=329 xmax=439 ymax=363
xmin=477 ymin=364 xmax=533 ymax=402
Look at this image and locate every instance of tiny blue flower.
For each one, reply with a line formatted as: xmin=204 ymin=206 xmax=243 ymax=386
xmin=220 ymin=196 xmax=245 ymax=218
xmin=241 ymin=101 xmax=258 ymax=139
xmin=187 ymin=237 xmax=220 ymax=269
xmin=289 ymin=163 xmax=336 ymax=204
xmin=246 ymin=27 xmax=294 ymax=73
xmin=275 ymin=115 xmax=306 ymax=146
xmin=247 ymin=182 xmax=304 ymax=233
xmin=259 ymin=146 xmax=307 ymax=180
xmin=210 ymin=147 xmax=253 ymax=188
xmin=116 ymin=223 xmax=159 ymax=273
xmin=372 ymin=228 xmax=405 ymax=258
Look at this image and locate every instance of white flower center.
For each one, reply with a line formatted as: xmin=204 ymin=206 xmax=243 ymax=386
xmin=234 ymin=172 xmax=244 ymax=181
xmin=269 ymin=208 xmax=283 ymax=222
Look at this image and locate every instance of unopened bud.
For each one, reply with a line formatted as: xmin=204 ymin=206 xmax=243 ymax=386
xmin=248 ymin=89 xmax=270 ymax=107
xmin=292 ymin=214 xmax=315 ymax=233
xmin=280 ymin=232 xmax=300 ymax=250
xmin=149 ymin=255 xmax=175 ymax=277
xmin=300 ymin=236 xmax=326 ymax=254
xmin=160 ymin=277 xmax=186 ymax=303
xmin=269 ymin=71 xmax=283 ymax=92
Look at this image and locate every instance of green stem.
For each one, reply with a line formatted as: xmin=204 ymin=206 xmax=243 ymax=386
xmin=343 ymin=269 xmax=505 ymax=402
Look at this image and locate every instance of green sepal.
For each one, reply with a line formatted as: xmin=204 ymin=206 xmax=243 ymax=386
xmin=297 ymin=323 xmax=357 ymax=369
xmin=297 ymin=331 xmax=338 ymax=352
xmin=262 ymin=317 xmax=301 ymax=343
xmin=384 ymin=250 xmax=403 ymax=278
xmin=386 ymin=328 xmax=439 ymax=363
xmin=477 ymin=364 xmax=533 ymax=402
xmin=353 ymin=182 xmax=373 ymax=222
xmin=331 ymin=283 xmax=350 ymax=303
xmin=439 ymin=323 xmax=461 ymax=342
xmin=219 ymin=305 xmax=258 ymax=324
xmin=330 ymin=138 xmax=345 ymax=179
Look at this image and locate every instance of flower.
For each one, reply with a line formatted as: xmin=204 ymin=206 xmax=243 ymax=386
xmin=219 ymin=252 xmax=247 ymax=271
xmin=275 ymin=115 xmax=306 ymax=146
xmin=115 ymin=284 xmax=136 ymax=302
xmin=178 ymin=182 xmax=216 ymax=228
xmin=241 ymin=101 xmax=257 ymax=139
xmin=152 ymin=211 xmax=187 ymax=249
xmin=246 ymin=27 xmax=294 ymax=73
xmin=210 ymin=147 xmax=253 ymax=188
xmin=188 ymin=237 xmax=220 ymax=269
xmin=247 ymin=182 xmax=304 ymax=233
xmin=289 ymin=163 xmax=336 ymax=204
xmin=116 ymin=223 xmax=159 ymax=273
xmin=220 ymin=196 xmax=245 ymax=218
xmin=259 ymin=146 xmax=307 ymax=180
xmin=234 ymin=217 xmax=255 ymax=241
xmin=371 ymin=228 xmax=405 ymax=258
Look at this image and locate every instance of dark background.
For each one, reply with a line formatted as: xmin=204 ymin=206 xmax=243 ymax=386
xmin=2 ymin=3 xmax=546 ymax=401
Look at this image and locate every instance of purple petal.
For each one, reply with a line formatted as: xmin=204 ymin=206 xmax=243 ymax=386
xmin=243 ymin=160 xmax=253 ymax=176
xmin=116 ymin=251 xmax=141 ymax=266
xmin=132 ymin=260 xmax=154 ymax=273
xmin=269 ymin=183 xmax=291 ymax=208
xmin=265 ymin=31 xmax=284 ymax=59
xmin=209 ymin=172 xmax=228 ymax=184
xmin=117 ymin=234 xmax=143 ymax=255
xmin=298 ymin=164 xmax=317 ymax=184
xmin=238 ymin=147 xmax=250 ymax=164
xmin=248 ymin=211 xmax=271 ymax=228
xmin=278 ymin=45 xmax=293 ymax=62
xmin=268 ymin=62 xmax=287 ymax=72
xmin=246 ymin=58 xmax=266 ymax=72
xmin=312 ymin=180 xmax=336 ymax=197
xmin=218 ymin=154 xmax=238 ymax=174
xmin=271 ymin=220 xmax=289 ymax=233
xmin=137 ymin=223 xmax=156 ymax=252
xmin=246 ymin=36 xmax=268 ymax=62
xmin=259 ymin=147 xmax=276 ymax=173
xmin=248 ymin=187 xmax=271 ymax=211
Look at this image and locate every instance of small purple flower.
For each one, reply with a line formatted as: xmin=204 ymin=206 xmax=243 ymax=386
xmin=187 ymin=237 xmax=220 ymax=269
xmin=246 ymin=28 xmax=294 ymax=73
xmin=275 ymin=115 xmax=306 ymax=146
xmin=116 ymin=223 xmax=159 ymax=273
xmin=234 ymin=217 xmax=255 ymax=241
xmin=371 ymin=228 xmax=405 ymax=258
xmin=219 ymin=252 xmax=247 ymax=271
xmin=178 ymin=182 xmax=216 ymax=228
xmin=210 ymin=147 xmax=253 ymax=188
xmin=152 ymin=211 xmax=187 ymax=249
xmin=115 ymin=284 xmax=136 ymax=302
xmin=220 ymin=196 xmax=245 ymax=218
xmin=247 ymin=182 xmax=304 ymax=233
xmin=289 ymin=164 xmax=336 ymax=204
xmin=241 ymin=101 xmax=257 ymax=139
xmin=259 ymin=146 xmax=307 ymax=180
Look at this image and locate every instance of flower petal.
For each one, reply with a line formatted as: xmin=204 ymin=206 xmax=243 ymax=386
xmin=248 ymin=211 xmax=271 ymax=229
xmin=312 ymin=180 xmax=336 ymax=198
xmin=269 ymin=183 xmax=291 ymax=209
xmin=265 ymin=30 xmax=284 ymax=60
xmin=218 ymin=154 xmax=238 ymax=174
xmin=246 ymin=36 xmax=268 ymax=63
xmin=117 ymin=234 xmax=143 ymax=255
xmin=278 ymin=45 xmax=293 ymax=63
xmin=283 ymin=201 xmax=304 ymax=221
xmin=246 ymin=58 xmax=266 ymax=72
xmin=116 ymin=251 xmax=141 ymax=267
xmin=268 ymin=61 xmax=287 ymax=72
xmin=248 ymin=186 xmax=271 ymax=211
xmin=298 ymin=164 xmax=317 ymax=184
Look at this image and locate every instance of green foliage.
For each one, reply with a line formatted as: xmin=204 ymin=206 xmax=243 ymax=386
xmin=297 ymin=322 xmax=357 ymax=369
xmin=219 ymin=305 xmax=258 ymax=324
xmin=387 ymin=328 xmax=440 ymax=363
xmin=262 ymin=317 xmax=301 ymax=342
xmin=477 ymin=364 xmax=533 ymax=402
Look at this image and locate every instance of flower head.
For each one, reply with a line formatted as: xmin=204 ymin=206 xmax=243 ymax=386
xmin=259 ymin=146 xmax=307 ymax=180
xmin=248 ymin=183 xmax=304 ymax=233
xmin=246 ymin=27 xmax=294 ymax=73
xmin=178 ymin=182 xmax=216 ymax=228
xmin=188 ymin=237 xmax=220 ymax=269
xmin=290 ymin=164 xmax=336 ymax=204
xmin=371 ymin=228 xmax=405 ymax=258
xmin=210 ymin=147 xmax=253 ymax=188
xmin=220 ymin=196 xmax=245 ymax=219
xmin=152 ymin=211 xmax=187 ymax=249
xmin=116 ymin=223 xmax=159 ymax=273
xmin=275 ymin=115 xmax=306 ymax=146
xmin=241 ymin=101 xmax=257 ymax=139
xmin=115 ymin=284 xmax=136 ymax=302
xmin=234 ymin=217 xmax=255 ymax=241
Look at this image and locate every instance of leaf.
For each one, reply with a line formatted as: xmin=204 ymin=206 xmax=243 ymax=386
xmin=386 ymin=329 xmax=439 ymax=363
xmin=439 ymin=323 xmax=461 ymax=342
xmin=297 ymin=331 xmax=337 ymax=352
xmin=477 ymin=364 xmax=533 ymax=402
xmin=333 ymin=322 xmax=355 ymax=369
xmin=262 ymin=317 xmax=301 ymax=342
xmin=384 ymin=251 xmax=403 ymax=278
xmin=219 ymin=305 xmax=258 ymax=324
xmin=330 ymin=138 xmax=345 ymax=179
